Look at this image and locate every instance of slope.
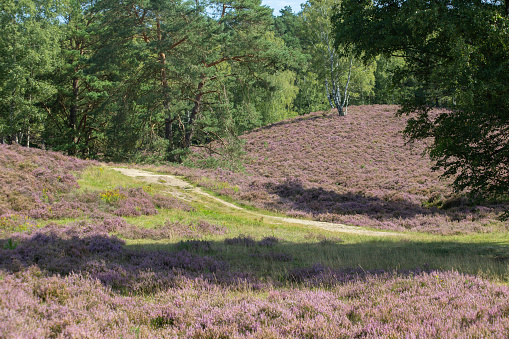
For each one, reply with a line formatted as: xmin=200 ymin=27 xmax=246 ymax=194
xmin=169 ymin=105 xmax=509 ymax=234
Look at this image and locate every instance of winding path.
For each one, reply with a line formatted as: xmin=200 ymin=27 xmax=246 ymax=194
xmin=111 ymin=167 xmax=401 ymax=237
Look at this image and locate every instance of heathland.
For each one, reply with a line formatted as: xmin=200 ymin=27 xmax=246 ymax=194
xmin=2 ymin=106 xmax=509 ymax=337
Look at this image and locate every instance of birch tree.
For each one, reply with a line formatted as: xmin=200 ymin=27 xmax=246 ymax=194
xmin=301 ymin=0 xmax=353 ymax=116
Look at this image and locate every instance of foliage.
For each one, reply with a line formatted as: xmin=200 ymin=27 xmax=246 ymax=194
xmin=0 ymin=0 xmax=428 ymax=163
xmin=0 ymin=0 xmax=298 ymax=161
xmin=301 ymin=0 xmax=376 ymax=114
xmin=183 ymin=134 xmax=247 ymax=172
xmin=333 ymin=0 xmax=509 ymax=199
xmin=0 ymin=0 xmax=61 ymax=146
xmin=3 ymin=258 xmax=509 ymax=336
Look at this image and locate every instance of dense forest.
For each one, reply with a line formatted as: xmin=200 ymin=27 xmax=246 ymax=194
xmin=0 ymin=0 xmax=412 ymax=160
xmin=1 ymin=0 xmax=508 ymax=197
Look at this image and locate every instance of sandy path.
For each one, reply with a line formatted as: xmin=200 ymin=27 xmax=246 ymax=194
xmin=111 ymin=167 xmax=401 ymax=237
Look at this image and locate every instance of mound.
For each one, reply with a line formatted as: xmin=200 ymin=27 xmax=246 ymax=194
xmin=0 ymin=144 xmax=93 ymax=217
xmin=0 ymin=145 xmax=192 ymax=234
xmin=177 ymin=105 xmax=508 ymax=234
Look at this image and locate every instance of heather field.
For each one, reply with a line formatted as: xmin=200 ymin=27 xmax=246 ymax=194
xmin=168 ymin=105 xmax=509 ymax=235
xmin=2 ymin=141 xmax=509 ymax=337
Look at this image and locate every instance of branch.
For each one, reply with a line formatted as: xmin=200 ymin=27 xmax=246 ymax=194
xmin=193 ymin=143 xmax=222 ymax=156
xmin=41 ymin=103 xmax=63 ymax=133
xmin=170 ymin=37 xmax=187 ymax=50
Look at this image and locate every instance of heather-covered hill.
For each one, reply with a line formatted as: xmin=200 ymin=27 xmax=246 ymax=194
xmin=178 ymin=105 xmax=508 ymax=234
xmin=0 ymin=144 xmax=93 ymax=218
xmin=0 ymin=144 xmax=191 ymax=234
xmin=4 ymin=143 xmax=509 ymax=337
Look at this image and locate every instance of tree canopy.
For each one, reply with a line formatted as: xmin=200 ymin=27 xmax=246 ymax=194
xmin=1 ymin=0 xmax=301 ymax=161
xmin=333 ymin=0 xmax=509 ymax=199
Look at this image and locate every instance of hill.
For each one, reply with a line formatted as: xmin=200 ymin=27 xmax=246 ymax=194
xmin=174 ymin=105 xmax=508 ymax=234
xmin=0 ymin=144 xmax=92 ymax=219
xmin=0 ymin=144 xmax=190 ymax=234
xmin=3 ymin=141 xmax=509 ymax=336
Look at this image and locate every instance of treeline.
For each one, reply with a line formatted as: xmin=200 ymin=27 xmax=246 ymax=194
xmin=0 ymin=0 xmax=416 ymax=162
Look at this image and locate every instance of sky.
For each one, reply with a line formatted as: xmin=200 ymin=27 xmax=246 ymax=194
xmin=261 ymin=0 xmax=305 ymax=15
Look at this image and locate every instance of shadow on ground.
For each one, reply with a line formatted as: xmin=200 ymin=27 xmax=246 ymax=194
xmin=1 ymin=229 xmax=508 ymax=293
xmin=267 ymin=179 xmax=507 ymax=233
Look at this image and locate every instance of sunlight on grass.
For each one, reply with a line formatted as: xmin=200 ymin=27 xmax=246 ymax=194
xmin=71 ymin=164 xmax=509 ymax=284
xmin=78 ymin=166 xmax=146 ymax=191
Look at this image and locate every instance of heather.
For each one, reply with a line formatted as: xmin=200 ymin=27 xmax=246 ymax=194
xmin=3 ymin=145 xmax=509 ymax=337
xmin=0 ymin=145 xmax=193 ymax=237
xmin=3 ymin=268 xmax=509 ymax=337
xmin=0 ymin=144 xmax=94 ymax=217
xmin=2 ymin=221 xmax=509 ymax=337
xmin=167 ymin=105 xmax=509 ymax=234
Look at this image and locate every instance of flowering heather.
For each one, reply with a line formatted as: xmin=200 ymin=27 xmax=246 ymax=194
xmin=106 ymin=187 xmax=158 ymax=217
xmin=2 ymin=268 xmax=509 ymax=337
xmin=0 ymin=214 xmax=38 ymax=236
xmin=0 ymin=144 xmax=193 ymax=227
xmin=167 ymin=106 xmax=509 ymax=234
xmin=151 ymin=193 xmax=194 ymax=212
xmin=257 ymin=236 xmax=280 ymax=247
xmin=15 ymin=218 xmax=227 ymax=241
xmin=0 ymin=144 xmax=94 ymax=216
xmin=287 ymin=263 xmax=432 ymax=287
xmin=159 ymin=219 xmax=228 ymax=239
xmin=225 ymin=234 xmax=257 ymax=246
xmin=0 ymin=223 xmax=236 ymax=293
xmin=5 ymin=124 xmax=509 ymax=337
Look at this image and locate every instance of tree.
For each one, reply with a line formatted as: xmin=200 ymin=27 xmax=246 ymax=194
xmin=40 ymin=0 xmax=112 ymax=156
xmin=371 ymin=55 xmax=418 ymax=105
xmin=273 ymin=6 xmax=330 ymax=115
xmin=91 ymin=0 xmax=289 ymax=161
xmin=88 ymin=0 xmax=200 ymax=160
xmin=301 ymin=0 xmax=375 ymax=116
xmin=334 ymin=0 xmax=509 ymax=198
xmin=0 ymin=0 xmax=61 ymax=146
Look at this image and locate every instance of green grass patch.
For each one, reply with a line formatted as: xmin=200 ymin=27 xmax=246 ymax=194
xmin=72 ymin=165 xmax=509 ymax=284
xmin=78 ymin=166 xmax=148 ymax=191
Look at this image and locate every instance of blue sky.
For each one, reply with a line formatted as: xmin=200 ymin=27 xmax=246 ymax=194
xmin=261 ymin=0 xmax=305 ymax=15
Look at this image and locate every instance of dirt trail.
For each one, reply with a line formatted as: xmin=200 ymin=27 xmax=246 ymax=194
xmin=111 ymin=167 xmax=401 ymax=237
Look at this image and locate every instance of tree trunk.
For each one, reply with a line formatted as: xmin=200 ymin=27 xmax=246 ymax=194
xmin=325 ymin=79 xmax=335 ymax=109
xmin=324 ymin=57 xmax=353 ymax=117
xmin=27 ymin=95 xmax=31 ymax=148
xmin=8 ymin=89 xmax=15 ymax=144
xmin=339 ymin=58 xmax=354 ymax=117
xmin=165 ymin=117 xmax=174 ymax=158
xmin=26 ymin=124 xmax=30 ymax=148
xmin=157 ymin=17 xmax=175 ymax=158
xmin=69 ymin=77 xmax=79 ymax=155
xmin=183 ymin=77 xmax=205 ymax=149
xmin=184 ymin=92 xmax=202 ymax=149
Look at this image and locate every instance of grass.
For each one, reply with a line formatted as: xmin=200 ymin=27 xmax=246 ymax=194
xmin=74 ymin=166 xmax=509 ymax=285
xmin=78 ymin=166 xmax=150 ymax=191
